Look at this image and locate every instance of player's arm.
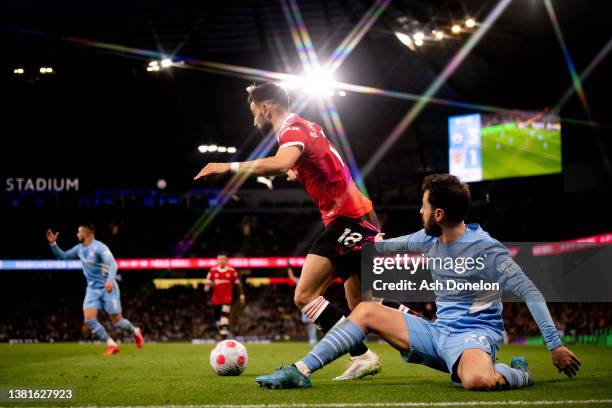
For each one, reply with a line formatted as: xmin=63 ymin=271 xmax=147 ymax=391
xmin=193 ymin=146 xmax=302 ymax=180
xmin=100 ymin=246 xmax=118 ymax=292
xmin=232 ymin=271 xmax=245 ymax=306
xmin=374 ymin=229 xmax=427 ymax=254
xmin=496 ymin=252 xmax=582 ymax=377
xmin=286 ymin=267 xmax=298 ymax=285
xmin=204 ymin=271 xmax=212 ymax=293
xmin=46 ymin=229 xmax=79 ymax=259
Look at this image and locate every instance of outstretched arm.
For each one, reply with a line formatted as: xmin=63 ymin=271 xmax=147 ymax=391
xmin=194 ymin=146 xmax=301 ymax=180
xmin=499 ymin=255 xmax=582 ymax=377
xmin=374 ymin=230 xmax=427 ymax=254
xmin=47 ymin=229 xmax=79 ymax=260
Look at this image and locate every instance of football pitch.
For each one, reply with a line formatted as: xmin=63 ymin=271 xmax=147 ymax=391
xmin=1 ymin=343 xmax=611 ymax=407
xmin=481 ymin=124 xmax=561 ymax=181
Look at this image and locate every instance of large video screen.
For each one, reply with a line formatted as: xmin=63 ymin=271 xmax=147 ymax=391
xmin=448 ymin=111 xmax=561 ymax=182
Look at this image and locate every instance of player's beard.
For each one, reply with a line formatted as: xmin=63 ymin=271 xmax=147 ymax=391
xmin=423 ymin=213 xmax=442 ymax=237
xmin=258 ymin=119 xmax=273 ymax=136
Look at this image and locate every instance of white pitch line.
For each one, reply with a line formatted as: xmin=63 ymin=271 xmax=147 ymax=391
xmin=24 ymin=399 xmax=612 ymax=408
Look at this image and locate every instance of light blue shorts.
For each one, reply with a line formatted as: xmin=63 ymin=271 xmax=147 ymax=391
xmin=400 ymin=313 xmax=500 ymax=382
xmin=83 ymin=282 xmax=122 ymax=315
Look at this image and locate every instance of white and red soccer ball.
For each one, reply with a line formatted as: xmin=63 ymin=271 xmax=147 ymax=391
xmin=210 ymin=340 xmax=248 ymax=376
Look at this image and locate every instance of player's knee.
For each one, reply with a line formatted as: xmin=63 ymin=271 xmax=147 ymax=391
xmin=294 ymin=289 xmax=316 ymax=310
xmin=350 ymin=302 xmax=375 ymax=326
xmin=461 ymin=373 xmax=496 ymax=390
xmin=109 ymin=314 xmax=122 ymax=324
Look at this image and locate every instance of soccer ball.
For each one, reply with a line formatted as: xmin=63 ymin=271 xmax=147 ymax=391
xmin=210 ymin=340 xmax=248 ymax=376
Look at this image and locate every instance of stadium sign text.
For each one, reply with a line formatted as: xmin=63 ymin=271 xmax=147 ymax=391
xmin=5 ymin=177 xmax=79 ymax=192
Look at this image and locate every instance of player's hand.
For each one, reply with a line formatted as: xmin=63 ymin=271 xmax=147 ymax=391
xmin=239 ymin=294 xmax=245 ymax=306
xmin=374 ymin=233 xmax=385 ymax=242
xmin=286 ymin=169 xmax=298 ymax=181
xmin=193 ymin=163 xmax=231 ymax=181
xmin=104 ymin=280 xmax=114 ymax=293
xmin=551 ymin=346 xmax=581 ymax=377
xmin=46 ymin=229 xmax=59 ymax=244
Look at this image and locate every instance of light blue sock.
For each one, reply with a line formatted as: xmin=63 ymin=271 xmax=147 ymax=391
xmin=86 ymin=319 xmax=110 ymax=341
xmin=494 ymin=363 xmax=531 ymax=389
xmin=300 ymin=319 xmax=366 ymax=373
xmin=113 ymin=318 xmax=136 ymax=335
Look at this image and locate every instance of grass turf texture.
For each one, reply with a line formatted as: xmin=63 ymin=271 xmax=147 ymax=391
xmin=0 ymin=343 xmax=610 ymax=407
xmin=481 ymin=123 xmax=561 ymax=181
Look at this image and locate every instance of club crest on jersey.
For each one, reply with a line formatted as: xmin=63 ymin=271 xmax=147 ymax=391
xmin=463 ymin=333 xmax=489 ymax=348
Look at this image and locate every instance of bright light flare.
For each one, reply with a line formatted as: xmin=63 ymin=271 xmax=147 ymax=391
xmin=465 ymin=18 xmax=476 ymax=28
xmin=394 ymin=32 xmax=414 ymax=49
xmin=160 ymin=58 xmax=172 ymax=68
xmin=451 ymin=24 xmax=461 ymax=34
xmin=280 ymin=69 xmax=336 ymax=96
xmin=413 ymin=32 xmax=425 ymax=41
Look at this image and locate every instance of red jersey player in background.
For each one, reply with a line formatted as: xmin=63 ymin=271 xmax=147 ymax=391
xmin=205 ymin=251 xmax=245 ymax=339
xmin=194 ymin=83 xmax=381 ymax=380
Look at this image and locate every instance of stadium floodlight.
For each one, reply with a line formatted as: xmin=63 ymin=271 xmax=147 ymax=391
xmin=451 ymin=24 xmax=462 ymax=34
xmin=198 ymin=145 xmax=208 ymax=153
xmin=281 ymin=68 xmax=336 ymax=97
xmin=394 ymin=32 xmax=415 ymax=50
xmin=465 ymin=18 xmax=476 ymax=28
xmin=208 ymin=144 xmax=218 ymax=152
xmin=227 ymin=147 xmax=237 ymax=154
xmin=413 ymin=32 xmax=425 ymax=42
xmin=434 ymin=30 xmax=444 ymax=40
xmin=338 ymin=90 xmax=347 ymax=97
xmin=217 ymin=146 xmax=227 ymax=153
xmin=148 ymin=61 xmax=158 ymax=67
xmin=160 ymin=58 xmax=172 ymax=68
xmin=415 ymin=39 xmax=424 ymax=47
xmin=13 ymin=68 xmax=25 ymax=74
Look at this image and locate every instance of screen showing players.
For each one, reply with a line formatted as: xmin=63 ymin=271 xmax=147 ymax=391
xmin=449 ymin=111 xmax=562 ymax=182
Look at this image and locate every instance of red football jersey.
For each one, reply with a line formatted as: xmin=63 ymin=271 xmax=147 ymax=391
xmin=278 ymin=113 xmax=373 ymax=226
xmin=206 ymin=266 xmax=239 ymax=305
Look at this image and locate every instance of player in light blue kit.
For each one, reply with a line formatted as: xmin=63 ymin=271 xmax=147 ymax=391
xmin=46 ymin=223 xmax=144 ymax=355
xmin=256 ymin=174 xmax=581 ymax=390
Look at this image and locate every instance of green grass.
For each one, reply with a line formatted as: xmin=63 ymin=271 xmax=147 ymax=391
xmin=0 ymin=343 xmax=611 ymax=407
xmin=481 ymin=124 xmax=561 ymax=180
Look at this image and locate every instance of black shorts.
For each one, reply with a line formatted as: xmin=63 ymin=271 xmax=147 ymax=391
xmin=308 ymin=211 xmax=380 ymax=281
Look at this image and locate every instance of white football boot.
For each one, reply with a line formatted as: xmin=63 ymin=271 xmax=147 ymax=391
xmin=333 ymin=349 xmax=381 ymax=381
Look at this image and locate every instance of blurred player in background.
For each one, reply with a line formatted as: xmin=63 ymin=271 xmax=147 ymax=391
xmin=194 ymin=82 xmax=381 ymax=380
xmin=256 ymin=174 xmax=581 ymax=390
xmin=46 ymin=223 xmax=143 ymax=355
xmin=287 ymin=268 xmax=317 ymax=347
xmin=205 ymin=252 xmax=245 ymax=339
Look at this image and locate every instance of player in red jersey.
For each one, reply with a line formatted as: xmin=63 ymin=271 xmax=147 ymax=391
xmin=194 ymin=83 xmax=381 ymax=380
xmin=205 ymin=252 xmax=245 ymax=339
